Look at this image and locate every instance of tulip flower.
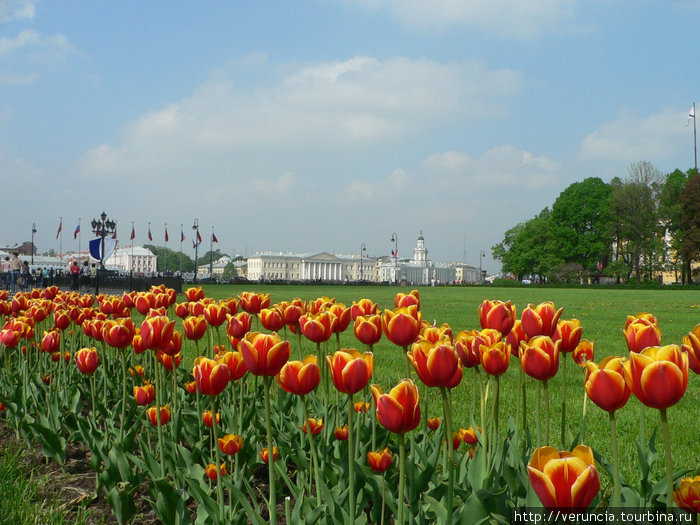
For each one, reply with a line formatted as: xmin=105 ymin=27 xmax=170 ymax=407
xmin=382 ymin=306 xmax=422 ymax=348
xmin=478 ymin=300 xmax=516 ymax=336
xmin=681 ymin=324 xmax=700 ymax=375
xmin=394 ymin=290 xmax=420 ymax=309
xmin=174 ymin=302 xmax=189 ymax=319
xmin=553 ymin=319 xmax=582 ymax=354
xmin=585 ymin=357 xmax=630 ymax=413
xmin=41 ymin=330 xmax=61 ymax=353
xmin=367 ymin=448 xmax=393 ymax=473
xmin=326 ymin=349 xmax=374 ymax=395
xmin=218 ymin=434 xmax=243 ymax=456
xmin=193 ymin=357 xmax=231 ymax=396
xmin=202 ymin=410 xmax=221 ymax=428
xmin=183 ymin=315 xmax=208 ymax=341
xmin=419 ymin=323 xmax=453 ymax=345
xmin=519 ymin=336 xmax=559 ymax=382
xmin=146 ymin=404 xmax=171 ymax=426
xmin=427 ymin=417 xmax=441 ymax=431
xmin=140 ymin=316 xmax=175 ymax=351
xmin=307 ymin=296 xmax=334 ymax=315
xmin=277 ymin=356 xmax=320 ymax=396
xmin=279 ymin=299 xmax=305 ymax=326
xmin=239 ymin=291 xmax=270 ymax=314
xmin=75 ymin=347 xmax=100 ymax=375
xmin=454 ymin=330 xmax=481 ymax=369
xmin=299 ymin=311 xmax=336 ymax=344
xmin=506 ymin=320 xmax=528 ymax=350
xmin=354 ymin=401 xmax=370 ymax=413
xmin=480 ymin=341 xmax=511 ymax=377
xmin=624 ymin=344 xmax=688 ymax=506
xmin=185 ymin=381 xmax=197 ymax=394
xmin=353 ymin=314 xmax=383 ymax=347
xmin=239 ymin=331 xmax=291 ymax=377
xmin=371 ymin=379 xmax=421 ymax=435
xmin=350 ymin=298 xmax=377 ymax=320
xmin=102 ymin=318 xmax=136 ymax=348
xmin=372 ymin=379 xmax=420 ymax=525
xmin=129 ymin=365 xmax=145 ymax=378
xmin=527 ymin=445 xmax=600 ymax=510
xmin=259 ymin=307 xmax=286 ymax=332
xmin=625 ymin=312 xmax=658 ymax=328
xmin=204 ymin=303 xmax=228 ymax=328
xmin=334 ymin=425 xmax=349 ymax=440
xmin=301 ymin=418 xmax=323 ymax=435
xmin=205 ymin=463 xmax=226 ymax=481
xmin=133 ymin=383 xmax=155 ymax=406
xmin=184 ymin=287 xmax=205 ymax=302
xmin=521 ymin=302 xmax=563 ymax=338
xmin=407 ymin=340 xmax=462 ymax=389
xmin=623 ymin=345 xmax=688 ymax=410
xmin=226 ymin=312 xmax=252 ymax=340
xmin=459 ymin=426 xmax=479 ymax=446
xmin=674 ymin=476 xmax=700 ymax=513
xmin=217 ymin=350 xmax=247 ymax=381
xmin=623 ymin=319 xmax=661 ymax=353
xmin=259 ymin=447 xmax=279 ymax=464
xmin=53 ymin=309 xmax=71 ymax=331
xmin=572 ymin=340 xmax=594 ymax=366
xmin=325 ymin=303 xmax=352 ymax=334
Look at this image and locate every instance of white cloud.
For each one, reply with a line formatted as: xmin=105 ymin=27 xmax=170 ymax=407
xmin=0 ymin=29 xmax=78 ymax=85
xmin=578 ymin=109 xmax=691 ymax=163
xmin=0 ymin=0 xmax=35 ymax=23
xmin=74 ymin=55 xmax=521 ymax=183
xmin=344 ymin=0 xmax=579 ymax=38
xmin=253 ymin=172 xmax=297 ymax=194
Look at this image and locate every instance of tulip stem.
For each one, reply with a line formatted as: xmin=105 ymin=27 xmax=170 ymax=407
xmin=659 ymin=408 xmax=674 ymax=508
xmin=543 ymin=380 xmax=550 ymax=445
xmin=536 ymin=381 xmax=542 ymax=445
xmin=609 ymin=410 xmax=621 ymax=507
xmin=263 ymin=376 xmax=277 ymax=524
xmin=119 ymin=351 xmax=127 ymax=444
xmin=154 ymin=360 xmax=165 ymax=479
xmin=440 ymin=388 xmax=454 ymax=524
xmin=397 ymin=432 xmax=406 ymax=525
xmin=347 ymin=394 xmax=356 ymax=524
xmin=581 ymin=387 xmax=588 ymax=443
xmin=211 ymin=396 xmax=225 ymax=522
xmin=494 ymin=375 xmax=500 ymax=442
xmin=561 ymin=353 xmax=567 ymax=448
xmin=301 ymin=396 xmax=322 ymax=507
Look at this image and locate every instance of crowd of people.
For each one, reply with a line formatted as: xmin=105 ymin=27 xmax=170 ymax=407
xmin=0 ymin=253 xmax=97 ymax=295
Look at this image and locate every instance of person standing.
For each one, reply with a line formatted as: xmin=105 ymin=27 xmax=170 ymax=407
xmin=69 ymin=260 xmax=80 ymax=291
xmin=1 ymin=256 xmax=10 ymax=289
xmin=9 ymin=252 xmax=21 ymax=294
xmin=20 ymin=261 xmax=30 ymax=291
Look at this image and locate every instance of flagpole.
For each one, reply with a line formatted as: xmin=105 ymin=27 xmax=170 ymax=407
xmin=164 ymin=222 xmax=168 ymax=275
xmin=179 ymin=223 xmax=183 ymax=276
xmin=131 ymin=221 xmax=134 ymax=290
xmin=78 ymin=218 xmax=81 ymax=258
xmin=209 ymin=227 xmax=214 ymax=283
xmin=59 ymin=217 xmax=63 ymax=256
xmin=693 ymin=102 xmax=697 ymax=171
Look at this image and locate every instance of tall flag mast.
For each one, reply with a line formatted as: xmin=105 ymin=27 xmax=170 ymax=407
xmin=691 ymin=103 xmax=697 ymax=171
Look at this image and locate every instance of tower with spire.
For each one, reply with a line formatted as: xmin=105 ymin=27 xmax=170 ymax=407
xmin=413 ymin=231 xmax=428 ymax=266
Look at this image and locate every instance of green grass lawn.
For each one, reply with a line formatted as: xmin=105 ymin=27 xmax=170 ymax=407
xmin=194 ymin=283 xmax=700 ymax=485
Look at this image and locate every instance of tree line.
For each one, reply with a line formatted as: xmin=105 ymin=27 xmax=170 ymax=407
xmin=492 ymin=162 xmax=700 ymax=284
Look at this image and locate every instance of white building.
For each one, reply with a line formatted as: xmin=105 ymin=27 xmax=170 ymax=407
xmin=104 ymin=245 xmax=157 ymax=275
xmin=377 ymin=232 xmax=456 ymax=285
xmin=246 ymin=252 xmax=380 ymax=282
xmin=448 ymin=263 xmax=481 ymax=284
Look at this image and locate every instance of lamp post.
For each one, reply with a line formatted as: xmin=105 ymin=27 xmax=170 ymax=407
xmin=479 ymin=250 xmax=486 ymax=284
xmin=31 ymin=223 xmax=37 ymax=265
xmin=390 ymin=233 xmax=398 ymax=284
xmin=209 ymin=226 xmax=214 ymax=284
xmin=90 ymin=211 xmax=117 ymax=294
xmin=192 ymin=218 xmax=199 ymax=284
xmin=360 ymin=243 xmax=367 ymax=282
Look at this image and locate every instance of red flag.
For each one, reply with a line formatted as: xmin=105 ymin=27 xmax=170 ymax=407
xmin=74 ymin=224 xmax=80 ymax=239
xmin=196 ymin=230 xmax=202 ymax=244
xmin=165 ymin=227 xmax=169 ymax=243
xmin=56 ymin=219 xmax=62 ymax=239
xmin=130 ymin=225 xmax=135 ymax=240
xmin=181 ymin=229 xmax=185 ymax=243
xmin=148 ymin=227 xmax=152 ymax=241
xmin=112 ymin=227 xmax=117 ymax=239
xmin=212 ymin=233 xmax=218 ymax=243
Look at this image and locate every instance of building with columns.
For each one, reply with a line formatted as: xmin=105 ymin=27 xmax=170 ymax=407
xmin=377 ymin=232 xmax=456 ymax=285
xmin=246 ymin=251 xmax=379 ymax=282
xmin=104 ymin=245 xmax=158 ymax=275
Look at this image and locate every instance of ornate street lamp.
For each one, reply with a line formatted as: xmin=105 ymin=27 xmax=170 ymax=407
xmin=479 ymin=250 xmax=486 ymax=284
xmin=31 ymin=223 xmax=37 ymax=265
xmin=91 ymin=211 xmax=117 ymax=293
xmin=360 ymin=243 xmax=367 ymax=282
xmin=390 ymin=233 xmax=398 ymax=284
xmin=192 ymin=218 xmax=200 ymax=284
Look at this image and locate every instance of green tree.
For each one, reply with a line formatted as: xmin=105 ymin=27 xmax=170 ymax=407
xmin=144 ymin=244 xmax=195 ymax=273
xmin=549 ymin=177 xmax=612 ymax=274
xmin=659 ymin=168 xmax=691 ymax=283
xmin=610 ymin=162 xmax=664 ymax=283
xmin=492 ymin=208 xmax=560 ymax=281
xmin=679 ymin=170 xmax=700 ymax=283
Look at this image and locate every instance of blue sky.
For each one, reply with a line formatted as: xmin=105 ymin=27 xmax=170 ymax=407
xmin=1 ymin=0 xmax=698 ymax=272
